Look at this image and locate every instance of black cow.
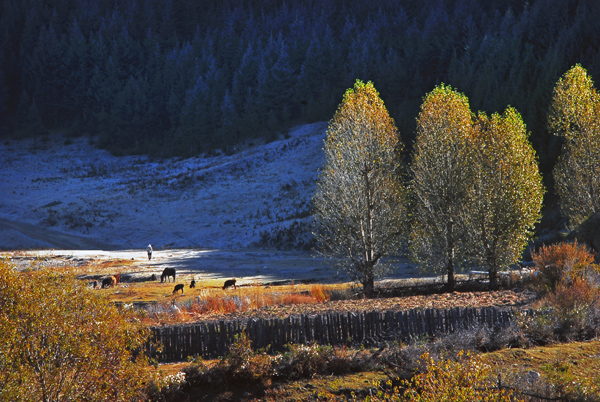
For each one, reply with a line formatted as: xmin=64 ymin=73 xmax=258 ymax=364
xmin=161 ymin=268 xmax=176 ymax=282
xmin=173 ymin=284 xmax=184 ymax=294
xmin=190 ymin=279 xmax=196 ymax=288
xmin=101 ymin=276 xmax=116 ymax=288
xmin=222 ymin=279 xmax=236 ymax=290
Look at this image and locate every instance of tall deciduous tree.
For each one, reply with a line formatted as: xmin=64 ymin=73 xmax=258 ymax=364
xmin=471 ymin=108 xmax=544 ymax=289
xmin=549 ymin=64 xmax=600 ymax=227
xmin=313 ymin=80 xmax=407 ymax=296
xmin=410 ymin=84 xmax=475 ymax=291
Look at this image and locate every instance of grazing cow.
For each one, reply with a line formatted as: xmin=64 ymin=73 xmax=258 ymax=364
xmin=173 ymin=284 xmax=184 ymax=294
xmin=190 ymin=279 xmax=196 ymax=288
xmin=101 ymin=276 xmax=116 ymax=288
xmin=161 ymin=268 xmax=176 ymax=282
xmin=222 ymin=279 xmax=237 ymax=290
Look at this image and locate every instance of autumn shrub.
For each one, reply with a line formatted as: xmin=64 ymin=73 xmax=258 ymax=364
xmin=280 ymin=292 xmax=315 ymax=305
xmin=539 ymin=279 xmax=600 ymax=342
xmin=527 ymin=241 xmax=600 ymax=343
xmin=310 ymin=284 xmax=329 ymax=302
xmin=531 ymin=240 xmax=599 ymax=293
xmin=367 ymin=351 xmax=522 ymax=402
xmin=0 ymin=261 xmax=153 ymax=402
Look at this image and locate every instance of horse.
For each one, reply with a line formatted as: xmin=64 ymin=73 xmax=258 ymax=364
xmin=161 ymin=268 xmax=176 ymax=282
xmin=222 ymin=279 xmax=237 ymax=290
xmin=173 ymin=284 xmax=184 ymax=294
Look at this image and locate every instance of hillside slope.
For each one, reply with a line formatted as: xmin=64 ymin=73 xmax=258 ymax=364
xmin=0 ymin=123 xmax=327 ymax=251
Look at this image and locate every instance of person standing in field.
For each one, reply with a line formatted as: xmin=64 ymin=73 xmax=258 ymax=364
xmin=147 ymin=244 xmax=153 ymax=260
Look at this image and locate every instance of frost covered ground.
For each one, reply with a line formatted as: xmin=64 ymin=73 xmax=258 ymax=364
xmin=0 ymin=123 xmax=421 ymax=283
xmin=1 ymin=123 xmax=328 ymax=250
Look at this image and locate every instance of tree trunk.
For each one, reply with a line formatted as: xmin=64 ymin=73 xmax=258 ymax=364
xmin=486 ymin=247 xmax=498 ymax=290
xmin=489 ymin=268 xmax=498 ymax=290
xmin=446 ymin=219 xmax=455 ymax=291
xmin=362 ymin=263 xmax=375 ymax=298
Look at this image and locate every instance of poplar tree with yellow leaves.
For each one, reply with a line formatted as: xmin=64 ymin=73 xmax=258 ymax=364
xmin=471 ymin=108 xmax=544 ymax=289
xmin=549 ymin=64 xmax=600 ymax=227
xmin=313 ymin=80 xmax=408 ymax=297
xmin=410 ymin=84 xmax=476 ymax=291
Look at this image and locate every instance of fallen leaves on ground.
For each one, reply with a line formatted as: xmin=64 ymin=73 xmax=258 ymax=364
xmin=186 ymin=289 xmax=538 ymax=323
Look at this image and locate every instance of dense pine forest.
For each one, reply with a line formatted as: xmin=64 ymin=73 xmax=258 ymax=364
xmin=1 ymin=0 xmax=599 ymax=174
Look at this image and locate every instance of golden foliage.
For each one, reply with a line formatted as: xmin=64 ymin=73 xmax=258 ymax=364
xmin=0 ymin=261 xmax=152 ymax=401
xmin=366 ymin=351 xmax=521 ymax=402
xmin=472 ymin=107 xmax=544 ymax=287
xmin=549 ymin=64 xmax=600 ymax=226
xmin=410 ymin=84 xmax=477 ymax=285
xmin=314 ymin=79 xmax=408 ymax=295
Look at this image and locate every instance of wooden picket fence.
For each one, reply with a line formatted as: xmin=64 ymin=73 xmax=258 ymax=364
xmin=150 ymin=306 xmax=515 ymax=362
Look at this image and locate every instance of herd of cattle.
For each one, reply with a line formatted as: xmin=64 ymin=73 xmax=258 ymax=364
xmin=91 ymin=268 xmax=237 ymax=294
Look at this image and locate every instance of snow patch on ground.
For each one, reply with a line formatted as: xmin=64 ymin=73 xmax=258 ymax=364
xmin=0 ymin=122 xmax=327 ymax=250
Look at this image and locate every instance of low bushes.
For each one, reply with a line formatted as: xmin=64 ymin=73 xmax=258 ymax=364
xmin=525 ymin=240 xmax=600 ymax=344
xmin=151 ymin=333 xmax=377 ymax=399
xmin=530 ymin=240 xmax=599 ymax=294
xmin=368 ymin=351 xmax=521 ymax=402
xmin=0 ymin=261 xmax=153 ymax=402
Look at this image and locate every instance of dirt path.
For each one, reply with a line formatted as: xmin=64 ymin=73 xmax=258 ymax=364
xmin=2 ymin=246 xmax=424 ymax=285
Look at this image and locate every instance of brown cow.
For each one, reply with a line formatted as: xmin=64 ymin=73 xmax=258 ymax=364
xmin=173 ymin=284 xmax=184 ymax=294
xmin=222 ymin=279 xmax=236 ymax=290
xmin=161 ymin=268 xmax=176 ymax=282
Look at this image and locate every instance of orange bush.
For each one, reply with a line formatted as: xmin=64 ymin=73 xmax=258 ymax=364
xmin=309 ymin=284 xmax=329 ymax=302
xmin=543 ymin=278 xmax=600 ymax=312
xmin=531 ymin=240 xmax=598 ymax=293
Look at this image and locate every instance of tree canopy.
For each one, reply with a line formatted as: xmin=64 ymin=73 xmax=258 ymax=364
xmin=471 ymin=108 xmax=545 ymax=288
xmin=410 ymin=86 xmax=544 ymax=289
xmin=549 ymin=64 xmax=600 ymax=227
xmin=313 ymin=80 xmax=407 ymax=296
xmin=409 ymin=84 xmax=475 ymax=290
xmin=1 ymin=0 xmax=599 ymax=169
